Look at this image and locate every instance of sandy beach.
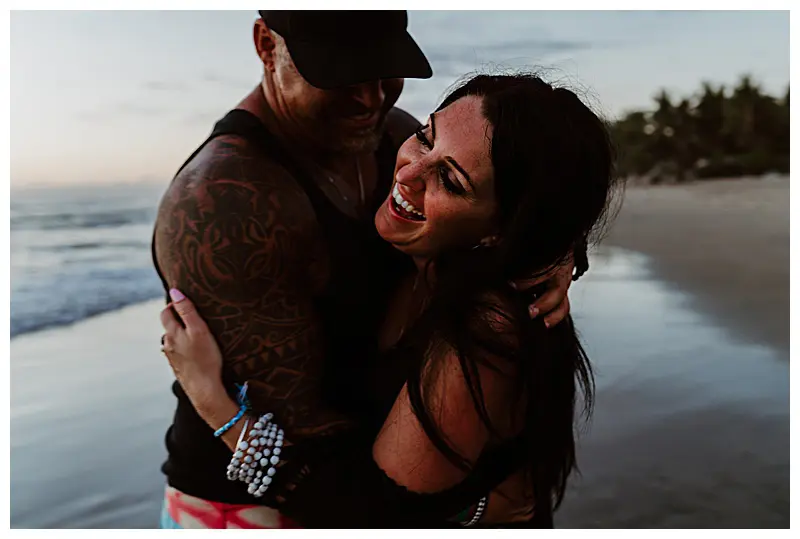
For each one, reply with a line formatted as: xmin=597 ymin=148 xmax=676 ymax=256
xmin=10 ymin=176 xmax=790 ymax=528
xmin=603 ymin=176 xmax=789 ymax=355
xmin=10 ymin=300 xmax=175 ymax=528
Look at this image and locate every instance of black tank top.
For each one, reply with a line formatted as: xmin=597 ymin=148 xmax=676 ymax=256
xmin=153 ymin=109 xmax=412 ymax=504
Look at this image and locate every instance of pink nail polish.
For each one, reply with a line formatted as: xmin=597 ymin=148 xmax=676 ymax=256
xmin=169 ymin=288 xmax=186 ymax=302
xmin=529 ymin=306 xmax=539 ymax=317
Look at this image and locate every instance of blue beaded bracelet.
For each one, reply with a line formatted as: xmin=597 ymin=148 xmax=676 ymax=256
xmin=235 ymin=382 xmax=251 ymax=409
xmin=214 ymin=405 xmax=246 ymax=438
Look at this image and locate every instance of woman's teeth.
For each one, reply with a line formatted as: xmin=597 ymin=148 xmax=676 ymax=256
xmin=393 ymin=185 xmax=425 ymax=220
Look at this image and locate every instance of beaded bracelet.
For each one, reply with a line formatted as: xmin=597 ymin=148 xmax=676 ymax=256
xmin=214 ymin=382 xmax=251 ymax=438
xmin=214 ymin=405 xmax=246 ymax=438
xmin=226 ymin=416 xmax=251 ymax=481
xmin=461 ymin=496 xmax=488 ymax=527
xmin=247 ymin=414 xmax=285 ymax=498
xmin=225 ymin=411 xmax=285 ymax=498
xmin=234 ymin=382 xmax=251 ymax=408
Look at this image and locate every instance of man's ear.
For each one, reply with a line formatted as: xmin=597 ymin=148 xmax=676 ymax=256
xmin=253 ymin=19 xmax=278 ymax=71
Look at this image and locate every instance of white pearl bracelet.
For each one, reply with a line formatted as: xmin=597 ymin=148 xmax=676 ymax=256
xmin=226 ymin=412 xmax=285 ymax=498
xmin=226 ymin=417 xmax=250 ymax=481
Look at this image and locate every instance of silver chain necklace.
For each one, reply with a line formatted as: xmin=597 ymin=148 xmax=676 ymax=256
xmin=325 ymin=158 xmax=365 ymax=207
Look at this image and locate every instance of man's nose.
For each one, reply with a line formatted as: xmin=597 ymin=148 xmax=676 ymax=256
xmin=351 ymin=81 xmax=385 ymax=111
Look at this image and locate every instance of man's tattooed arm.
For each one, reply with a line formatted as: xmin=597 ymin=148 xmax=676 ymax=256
xmin=155 ymin=136 xmax=351 ymax=439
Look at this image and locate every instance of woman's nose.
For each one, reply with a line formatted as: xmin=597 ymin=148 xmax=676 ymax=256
xmin=395 ymin=159 xmax=427 ymax=192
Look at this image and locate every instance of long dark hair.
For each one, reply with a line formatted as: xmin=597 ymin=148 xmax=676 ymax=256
xmin=403 ymin=73 xmax=620 ymax=512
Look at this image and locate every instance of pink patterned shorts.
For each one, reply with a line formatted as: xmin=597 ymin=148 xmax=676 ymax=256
xmin=159 ymin=485 xmax=301 ymax=529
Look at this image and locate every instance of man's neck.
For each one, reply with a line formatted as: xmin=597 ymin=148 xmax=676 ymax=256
xmin=236 ymin=83 xmax=354 ymax=175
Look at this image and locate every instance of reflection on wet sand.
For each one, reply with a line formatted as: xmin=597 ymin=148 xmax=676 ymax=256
xmin=557 ymin=247 xmax=788 ymax=528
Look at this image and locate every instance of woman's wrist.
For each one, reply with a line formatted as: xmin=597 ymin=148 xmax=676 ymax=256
xmin=185 ymin=378 xmax=239 ymax=431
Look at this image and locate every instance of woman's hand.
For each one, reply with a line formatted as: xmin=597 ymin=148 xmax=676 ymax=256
xmin=159 ymin=288 xmax=226 ymax=402
xmin=513 ymin=257 xmax=574 ymax=328
xmin=160 ymin=289 xmax=271 ymax=452
xmin=160 ymin=289 xmax=247 ymax=451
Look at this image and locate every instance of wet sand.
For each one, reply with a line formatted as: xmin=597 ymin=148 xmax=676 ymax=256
xmin=556 ymin=249 xmax=788 ymax=528
xmin=10 ymin=300 xmax=174 ymax=528
xmin=554 ymin=177 xmax=790 ymax=527
xmin=10 ymin=178 xmax=790 ymax=528
xmin=603 ymin=176 xmax=789 ymax=355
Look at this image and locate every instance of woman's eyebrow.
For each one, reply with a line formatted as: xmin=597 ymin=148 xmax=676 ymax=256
xmin=431 ymin=112 xmax=475 ymax=191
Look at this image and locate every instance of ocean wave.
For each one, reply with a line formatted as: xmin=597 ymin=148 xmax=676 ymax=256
xmin=28 ymin=240 xmax=152 ymax=252
xmin=11 ymin=208 xmax=156 ymax=232
xmin=10 ymin=267 xmax=165 ymax=338
xmin=10 ymin=182 xmax=170 ymax=339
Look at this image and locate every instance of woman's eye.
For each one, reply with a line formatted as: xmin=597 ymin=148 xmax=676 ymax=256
xmin=439 ymin=166 xmax=465 ymax=195
xmin=414 ymin=125 xmax=466 ymax=196
xmin=414 ymin=126 xmax=433 ymax=149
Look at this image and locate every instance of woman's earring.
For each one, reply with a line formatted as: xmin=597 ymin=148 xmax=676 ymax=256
xmin=472 ymin=235 xmax=500 ymax=249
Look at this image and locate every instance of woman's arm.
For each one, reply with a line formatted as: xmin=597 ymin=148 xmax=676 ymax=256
xmin=371 ymin=340 xmax=518 ymax=493
xmin=161 ymin=292 xmax=533 ymax=527
xmin=160 ymin=300 xmax=261 ymax=455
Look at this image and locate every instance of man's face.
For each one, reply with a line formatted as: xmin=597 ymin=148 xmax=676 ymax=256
xmin=271 ymin=42 xmax=404 ymax=154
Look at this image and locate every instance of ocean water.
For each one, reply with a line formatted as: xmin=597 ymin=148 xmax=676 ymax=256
xmin=10 ymin=182 xmax=167 ymax=338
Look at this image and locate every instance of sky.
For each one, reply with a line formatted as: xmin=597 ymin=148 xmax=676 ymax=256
xmin=10 ymin=10 xmax=790 ymax=187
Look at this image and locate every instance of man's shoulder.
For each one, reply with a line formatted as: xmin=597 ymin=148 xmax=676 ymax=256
xmin=164 ymin=134 xmax=318 ymax=228
xmin=179 ymin=134 xmax=307 ymax=193
xmin=384 ymin=107 xmax=422 ymax=149
xmin=155 ymin=134 xmax=322 ymax=269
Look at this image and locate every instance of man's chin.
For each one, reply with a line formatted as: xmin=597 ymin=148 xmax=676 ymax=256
xmin=334 ymin=129 xmax=382 ymax=154
xmin=329 ymin=114 xmax=386 ymax=153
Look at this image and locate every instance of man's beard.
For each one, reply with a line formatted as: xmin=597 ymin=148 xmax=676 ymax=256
xmin=334 ymin=126 xmax=383 ymax=154
xmin=316 ymin=108 xmax=388 ymax=155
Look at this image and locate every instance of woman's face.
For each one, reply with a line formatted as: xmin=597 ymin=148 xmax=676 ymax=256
xmin=374 ymin=96 xmax=497 ymax=260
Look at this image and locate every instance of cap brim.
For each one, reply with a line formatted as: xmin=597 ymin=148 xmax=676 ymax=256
xmin=285 ymin=32 xmax=433 ymax=90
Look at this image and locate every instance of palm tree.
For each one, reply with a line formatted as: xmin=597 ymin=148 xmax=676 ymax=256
xmin=724 ymin=74 xmax=761 ymax=154
xmin=610 ymin=75 xmax=789 ymax=180
xmin=693 ymin=82 xmax=726 ymax=159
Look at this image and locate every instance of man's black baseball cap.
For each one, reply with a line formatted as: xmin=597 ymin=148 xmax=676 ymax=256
xmin=258 ymin=10 xmax=433 ymax=89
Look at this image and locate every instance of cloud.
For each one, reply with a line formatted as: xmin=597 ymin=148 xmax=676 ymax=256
xmin=181 ymin=110 xmax=224 ymax=127
xmin=199 ymin=72 xmax=252 ymax=89
xmin=424 ymin=37 xmax=611 ymax=67
xmin=143 ymin=74 xmax=255 ymax=93
xmin=76 ymin=101 xmax=171 ymax=124
xmin=482 ymin=38 xmax=599 ymax=55
xmin=116 ymin=101 xmax=169 ymax=116
xmin=142 ymin=80 xmax=188 ymax=93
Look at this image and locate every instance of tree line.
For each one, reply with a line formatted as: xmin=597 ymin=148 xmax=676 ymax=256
xmin=611 ymin=75 xmax=789 ymax=182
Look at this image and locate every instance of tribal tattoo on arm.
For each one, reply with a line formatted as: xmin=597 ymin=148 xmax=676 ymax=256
xmin=155 ymin=136 xmax=351 ymax=439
